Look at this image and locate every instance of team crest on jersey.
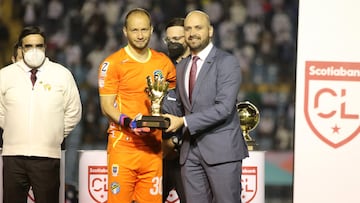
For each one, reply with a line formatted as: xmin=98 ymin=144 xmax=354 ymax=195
xmin=88 ymin=165 xmax=108 ymax=203
xmin=110 ymin=182 xmax=120 ymax=194
xmin=304 ymin=61 xmax=360 ymax=148
xmin=241 ymin=166 xmax=258 ymax=203
xmin=153 ymin=70 xmax=164 ymax=80
xmin=111 ymin=164 xmax=119 ymax=176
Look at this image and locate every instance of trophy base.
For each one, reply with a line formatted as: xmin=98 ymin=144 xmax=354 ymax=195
xmin=246 ymin=140 xmax=258 ymax=151
xmin=136 ymin=116 xmax=170 ymax=129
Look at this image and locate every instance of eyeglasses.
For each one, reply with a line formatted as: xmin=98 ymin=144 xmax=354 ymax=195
xmin=22 ymin=43 xmax=45 ymax=52
xmin=163 ymin=36 xmax=185 ymax=44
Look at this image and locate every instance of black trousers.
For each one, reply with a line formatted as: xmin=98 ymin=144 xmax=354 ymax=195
xmin=2 ymin=156 xmax=60 ymax=203
xmin=163 ymin=155 xmax=186 ymax=203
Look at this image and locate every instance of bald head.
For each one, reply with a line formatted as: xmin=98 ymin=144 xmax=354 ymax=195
xmin=185 ymin=10 xmax=211 ymax=27
xmin=184 ymin=10 xmax=213 ymax=54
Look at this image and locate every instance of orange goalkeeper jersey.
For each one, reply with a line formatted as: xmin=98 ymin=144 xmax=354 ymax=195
xmin=98 ymin=46 xmax=176 ymax=147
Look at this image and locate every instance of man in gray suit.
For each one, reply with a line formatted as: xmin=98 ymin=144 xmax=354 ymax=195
xmin=164 ymin=10 xmax=249 ymax=203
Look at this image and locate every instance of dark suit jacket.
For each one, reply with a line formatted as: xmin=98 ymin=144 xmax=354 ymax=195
xmin=176 ymin=46 xmax=249 ymax=165
xmin=161 ymin=89 xmax=183 ymax=139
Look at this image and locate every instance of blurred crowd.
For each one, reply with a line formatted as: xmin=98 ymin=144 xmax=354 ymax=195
xmin=0 ymin=0 xmax=298 ymax=197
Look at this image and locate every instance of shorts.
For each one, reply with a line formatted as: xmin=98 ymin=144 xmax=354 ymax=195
xmin=107 ymin=133 xmax=162 ymax=203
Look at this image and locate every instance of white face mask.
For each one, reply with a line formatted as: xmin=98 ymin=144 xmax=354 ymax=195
xmin=24 ymin=48 xmax=45 ymax=68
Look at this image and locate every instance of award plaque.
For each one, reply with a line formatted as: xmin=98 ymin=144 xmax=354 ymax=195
xmin=136 ymin=115 xmax=170 ymax=128
xmin=136 ymin=75 xmax=170 ymax=129
xmin=237 ymin=101 xmax=260 ymax=150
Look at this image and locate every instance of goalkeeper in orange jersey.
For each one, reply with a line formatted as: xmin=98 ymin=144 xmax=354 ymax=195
xmin=98 ymin=8 xmax=176 ymax=203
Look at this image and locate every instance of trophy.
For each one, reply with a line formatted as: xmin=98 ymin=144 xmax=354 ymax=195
xmin=237 ymin=101 xmax=260 ymax=150
xmin=136 ymin=75 xmax=170 ymax=129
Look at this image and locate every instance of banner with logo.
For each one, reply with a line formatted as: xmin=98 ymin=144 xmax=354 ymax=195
xmin=294 ymin=1 xmax=360 ymax=202
xmin=79 ymin=150 xmax=265 ymax=203
xmin=78 ymin=150 xmax=108 ymax=203
xmin=242 ymin=151 xmax=265 ymax=203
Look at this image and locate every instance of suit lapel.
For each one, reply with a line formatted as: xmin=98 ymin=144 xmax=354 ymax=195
xmin=191 ymin=47 xmax=217 ymax=106
xmin=177 ymin=57 xmax=191 ymax=109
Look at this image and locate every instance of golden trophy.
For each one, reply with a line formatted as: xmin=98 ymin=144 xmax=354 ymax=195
xmin=237 ymin=101 xmax=260 ymax=150
xmin=136 ymin=75 xmax=170 ymax=129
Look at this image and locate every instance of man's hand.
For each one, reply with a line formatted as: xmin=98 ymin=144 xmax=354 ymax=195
xmin=162 ymin=114 xmax=184 ymax=133
xmin=131 ymin=127 xmax=151 ymax=136
xmin=129 ymin=113 xmax=151 ymax=136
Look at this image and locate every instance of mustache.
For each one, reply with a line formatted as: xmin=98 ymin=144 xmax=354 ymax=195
xmin=188 ymin=36 xmax=200 ymax=40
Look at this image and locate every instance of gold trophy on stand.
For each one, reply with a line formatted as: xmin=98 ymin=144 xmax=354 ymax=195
xmin=237 ymin=101 xmax=260 ymax=150
xmin=136 ymin=75 xmax=170 ymax=129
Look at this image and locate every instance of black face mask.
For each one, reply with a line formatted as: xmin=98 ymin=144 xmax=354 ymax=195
xmin=167 ymin=42 xmax=185 ymax=61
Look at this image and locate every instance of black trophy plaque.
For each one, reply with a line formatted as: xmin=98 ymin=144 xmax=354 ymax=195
xmin=136 ymin=116 xmax=170 ymax=129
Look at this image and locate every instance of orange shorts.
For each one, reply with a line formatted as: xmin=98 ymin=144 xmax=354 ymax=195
xmin=107 ymin=132 xmax=162 ymax=203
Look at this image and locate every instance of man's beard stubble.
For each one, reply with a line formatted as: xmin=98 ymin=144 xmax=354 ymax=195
xmin=187 ymin=35 xmax=210 ymax=53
